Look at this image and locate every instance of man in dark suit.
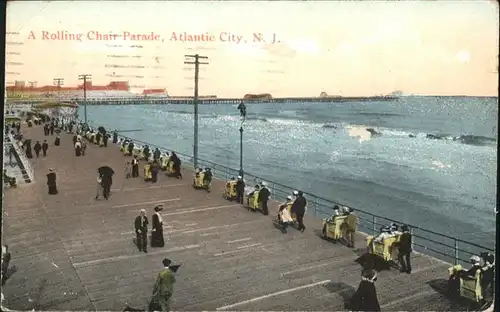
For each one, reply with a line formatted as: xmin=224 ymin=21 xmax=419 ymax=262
xmin=258 ymin=182 xmax=271 ymax=215
xmin=135 ymin=209 xmax=149 ymax=253
xmin=291 ymin=191 xmax=307 ymax=232
xmin=397 ymin=225 xmax=412 ymax=274
xmin=235 ymin=176 xmax=245 ymax=204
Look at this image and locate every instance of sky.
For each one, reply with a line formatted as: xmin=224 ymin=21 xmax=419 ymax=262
xmin=5 ymin=0 xmax=499 ymax=97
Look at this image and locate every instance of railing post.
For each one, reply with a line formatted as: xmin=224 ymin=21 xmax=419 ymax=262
xmin=410 ymin=227 xmax=415 ymax=251
xmin=454 ymin=239 xmax=459 ymax=265
xmin=372 ymin=215 xmax=376 ymax=235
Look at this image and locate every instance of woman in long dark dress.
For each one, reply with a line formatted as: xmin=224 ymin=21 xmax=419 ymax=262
xmin=54 ymin=135 xmax=60 ymax=146
xmin=25 ymin=141 xmax=33 ymax=159
xmin=348 ymin=269 xmax=381 ymax=312
xmin=151 ymin=162 xmax=159 ymax=183
xmin=46 ymin=168 xmax=58 ymax=195
xmin=151 ymin=206 xmax=165 ymax=247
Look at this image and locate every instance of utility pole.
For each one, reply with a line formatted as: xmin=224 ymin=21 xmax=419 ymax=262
xmin=78 ymin=74 xmax=92 ymax=124
xmin=184 ymin=54 xmax=208 ymax=169
xmin=53 ymin=78 xmax=64 ymax=89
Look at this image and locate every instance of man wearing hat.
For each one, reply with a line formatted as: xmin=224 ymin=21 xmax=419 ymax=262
xmin=149 ymin=258 xmax=177 ymax=312
xmin=235 ymin=176 xmax=245 ymax=205
xmin=134 ymin=209 xmax=149 ymax=253
xmin=291 ymin=191 xmax=307 ymax=232
xmin=397 ymin=225 xmax=412 ymax=273
xmin=258 ymin=181 xmax=271 ymax=215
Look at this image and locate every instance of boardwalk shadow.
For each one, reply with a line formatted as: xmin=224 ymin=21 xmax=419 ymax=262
xmin=323 ymin=282 xmax=356 ymax=309
xmin=354 ymin=253 xmax=392 ymax=271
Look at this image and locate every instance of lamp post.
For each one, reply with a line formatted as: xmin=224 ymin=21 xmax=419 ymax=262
xmin=237 ymin=100 xmax=246 ymax=178
xmin=239 ymin=126 xmax=244 ymax=178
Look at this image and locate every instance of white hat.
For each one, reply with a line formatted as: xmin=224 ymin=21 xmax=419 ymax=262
xmin=262 ymin=181 xmax=268 ymax=186
xmin=293 ymin=190 xmax=298 ymax=195
xmin=286 ymin=195 xmax=292 ymax=200
xmin=470 ymin=255 xmax=480 ymax=263
xmin=140 ymin=209 xmax=146 ymax=213
xmin=237 ymin=176 xmax=242 ymax=179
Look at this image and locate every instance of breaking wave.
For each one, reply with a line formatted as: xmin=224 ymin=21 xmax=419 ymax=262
xmin=321 ymin=122 xmax=496 ymax=147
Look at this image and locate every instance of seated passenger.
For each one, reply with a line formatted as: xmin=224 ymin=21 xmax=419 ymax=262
xmin=278 ymin=196 xmax=294 ymax=233
xmin=374 ymin=226 xmax=393 ymax=244
xmin=277 ymin=196 xmax=293 ymax=222
xmin=463 ymin=255 xmax=482 ymax=278
xmin=448 ymin=255 xmax=482 ymax=297
xmin=203 ymin=168 xmax=213 ymax=184
xmin=327 ymin=205 xmax=342 ymax=222
xmin=247 ymin=184 xmax=261 ymax=206
xmin=195 ymin=168 xmax=203 ymax=177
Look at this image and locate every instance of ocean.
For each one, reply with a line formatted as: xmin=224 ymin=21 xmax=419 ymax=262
xmin=81 ymin=96 xmax=497 ymax=248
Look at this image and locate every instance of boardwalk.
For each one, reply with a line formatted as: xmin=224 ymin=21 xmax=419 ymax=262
xmin=2 ymin=124 xmax=468 ymax=311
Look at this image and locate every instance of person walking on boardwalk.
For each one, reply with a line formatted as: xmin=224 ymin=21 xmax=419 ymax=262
xmin=149 ymin=258 xmax=177 ymax=312
xmin=151 ymin=205 xmax=165 ymax=248
xmin=397 ymin=225 xmax=412 ymax=274
xmin=46 ymin=168 xmax=58 ymax=195
xmin=49 ymin=122 xmax=54 ymax=135
xmin=291 ymin=191 xmax=307 ymax=232
xmin=41 ymin=140 xmax=49 ymax=157
xmin=112 ymin=130 xmax=118 ymax=144
xmin=75 ymin=140 xmax=82 ymax=156
xmin=235 ymin=176 xmax=245 ymax=204
xmin=95 ymin=173 xmax=104 ymax=200
xmin=127 ymin=141 xmax=135 ymax=156
xmin=151 ymin=161 xmax=160 ymax=183
xmin=348 ymin=268 xmax=381 ymax=311
xmin=54 ymin=134 xmax=60 ymax=146
xmin=134 ymin=209 xmax=149 ymax=253
xmin=344 ymin=208 xmax=357 ymax=248
xmin=24 ymin=140 xmax=33 ymax=159
xmin=258 ymin=181 xmax=271 ymax=215
xmin=153 ymin=148 xmax=161 ymax=162
xmin=8 ymin=145 xmax=16 ymax=165
xmin=170 ymin=152 xmax=182 ymax=179
xmin=132 ymin=156 xmax=139 ymax=178
xmin=34 ymin=141 xmax=42 ymax=158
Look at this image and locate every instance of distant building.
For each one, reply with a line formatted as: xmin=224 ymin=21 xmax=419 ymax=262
xmin=243 ymin=93 xmax=272 ymax=100
xmin=319 ymin=92 xmax=341 ymax=98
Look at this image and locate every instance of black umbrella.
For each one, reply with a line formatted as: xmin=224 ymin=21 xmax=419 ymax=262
xmin=169 ymin=264 xmax=182 ymax=273
xmin=98 ymin=126 xmax=106 ymax=135
xmin=98 ymin=166 xmax=115 ymax=177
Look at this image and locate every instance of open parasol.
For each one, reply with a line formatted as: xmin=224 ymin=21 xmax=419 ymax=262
xmin=98 ymin=166 xmax=115 ymax=177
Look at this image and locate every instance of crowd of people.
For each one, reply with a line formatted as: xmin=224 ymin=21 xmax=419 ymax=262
xmin=3 ymin=116 xmax=495 ymax=312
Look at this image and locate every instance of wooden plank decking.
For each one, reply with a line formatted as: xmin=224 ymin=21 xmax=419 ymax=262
xmin=1 ymin=123 xmax=470 ymax=311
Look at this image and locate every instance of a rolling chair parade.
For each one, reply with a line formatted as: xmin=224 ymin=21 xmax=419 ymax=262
xmin=80 ymin=127 xmax=494 ymax=310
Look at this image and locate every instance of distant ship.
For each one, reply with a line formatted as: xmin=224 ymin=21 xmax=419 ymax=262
xmin=6 ymin=80 xmax=169 ymax=99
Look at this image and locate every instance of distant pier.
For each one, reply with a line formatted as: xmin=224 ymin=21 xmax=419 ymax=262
xmin=7 ymin=96 xmax=399 ymax=106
